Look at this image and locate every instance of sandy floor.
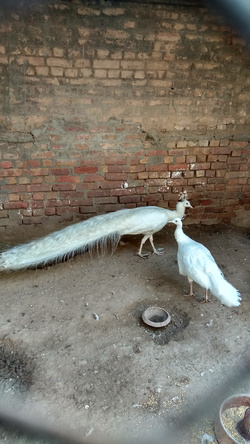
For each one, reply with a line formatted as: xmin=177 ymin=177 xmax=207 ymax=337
xmin=0 ymin=222 xmax=249 ymax=443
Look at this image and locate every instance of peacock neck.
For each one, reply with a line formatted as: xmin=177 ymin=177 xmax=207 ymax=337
xmin=175 ymin=202 xmax=186 ymax=218
xmin=174 ymin=223 xmax=189 ymax=243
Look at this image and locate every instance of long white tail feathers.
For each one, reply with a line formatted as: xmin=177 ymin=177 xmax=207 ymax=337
xmin=0 ymin=230 xmax=121 ymax=271
xmin=211 ymin=278 xmax=241 ymax=307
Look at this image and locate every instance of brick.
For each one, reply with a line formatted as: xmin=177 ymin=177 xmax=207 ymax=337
xmin=1 ymin=161 xmax=13 ymax=168
xmin=147 ymin=178 xmax=168 ymax=186
xmin=43 ymin=160 xmax=54 ymax=167
xmin=57 ymin=176 xmax=81 ymax=183
xmin=100 ymin=181 xmax=127 ymax=190
xmin=119 ymin=195 xmax=141 ymax=204
xmin=33 ymin=193 xmax=44 ymax=200
xmin=121 ymin=60 xmax=144 ymax=70
xmin=50 ymin=168 xmax=71 ymax=175
xmin=209 ymin=140 xmax=220 ymax=147
xmin=207 ymin=155 xmax=217 ymax=162
xmin=142 ymin=194 xmax=162 ymax=202
xmin=0 ymin=210 xmax=8 ymax=218
xmin=169 ymin=164 xmax=189 ymax=171
xmin=56 ymin=207 xmax=79 ymax=216
xmin=0 ymin=169 xmax=22 ymax=177
xmin=51 ymin=67 xmax=64 ymax=76
xmin=87 ymin=190 xmax=110 ymax=198
xmin=188 ymin=178 xmax=208 ymax=185
xmin=45 ymin=199 xmax=69 ymax=208
xmin=2 ymin=185 xmax=27 ymax=193
xmin=227 ymin=157 xmax=246 ymax=164
xmin=206 ymin=170 xmax=216 ymax=178
xmin=196 ymin=170 xmax=205 ymax=177
xmin=27 ymin=184 xmax=51 ymax=192
xmin=231 ymin=150 xmax=243 ymax=157
xmin=218 ymin=155 xmax=227 ymax=162
xmin=103 ymin=7 xmax=125 ymax=16
xmin=28 ymin=160 xmax=41 ymax=167
xmin=56 ymin=159 xmax=79 ymax=167
xmin=45 ymin=208 xmax=56 ymax=216
xmin=24 ymin=168 xmax=49 ymax=176
xmin=65 ymin=68 xmax=78 ymax=77
xmin=52 ymin=184 xmax=76 ymax=191
xmin=94 ymin=197 xmax=118 ymax=205
xmin=27 ymin=56 xmax=45 ymax=66
xmin=36 ymin=67 xmax=49 ymax=76
xmin=79 ymin=206 xmax=97 ymax=213
xmin=183 ymin=171 xmax=194 ymax=178
xmin=105 ymin=29 xmax=128 ymax=39
xmin=107 ymin=165 xmax=123 ymax=173
xmin=146 ymin=165 xmax=166 ymax=173
xmin=168 ymin=149 xmax=188 ymax=156
xmin=74 ymin=167 xmax=98 ymax=174
xmin=229 ymin=141 xmax=249 ymax=148
xmin=211 ymin=162 xmax=227 ymax=170
xmin=3 ymin=202 xmax=28 ymax=209
xmin=240 ymin=164 xmax=248 ymax=171
xmin=8 ymin=194 xmax=20 ymax=201
xmin=121 ymin=70 xmax=133 ymax=79
xmin=108 ymin=70 xmax=120 ymax=79
xmin=32 ymin=209 xmax=45 ymax=216
xmin=156 ymin=31 xmax=180 ymax=42
xmin=93 ymin=60 xmax=119 ymax=69
xmin=105 ymin=158 xmax=127 ymax=165
xmin=46 ymin=192 xmax=58 ymax=199
xmin=47 ymin=58 xmax=72 ymax=68
xmin=105 ymin=173 xmax=127 ymax=181
xmin=22 ymin=216 xmax=47 ymax=224
xmin=212 ymin=147 xmax=231 ymax=155
xmin=201 ymin=199 xmax=212 ymax=206
xmin=138 ymin=172 xmax=148 ymax=179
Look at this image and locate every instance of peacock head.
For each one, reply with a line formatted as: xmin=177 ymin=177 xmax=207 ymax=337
xmin=178 ymin=190 xmax=193 ymax=208
xmin=168 ymin=217 xmax=183 ymax=226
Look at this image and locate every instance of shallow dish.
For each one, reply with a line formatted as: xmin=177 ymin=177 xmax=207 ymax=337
xmin=214 ymin=394 xmax=250 ymax=444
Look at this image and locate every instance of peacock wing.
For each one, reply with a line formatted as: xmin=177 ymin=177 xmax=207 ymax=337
xmin=177 ymin=240 xmax=222 ymax=287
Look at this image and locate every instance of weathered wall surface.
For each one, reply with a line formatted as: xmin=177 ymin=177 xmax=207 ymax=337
xmin=0 ymin=0 xmax=249 ymax=234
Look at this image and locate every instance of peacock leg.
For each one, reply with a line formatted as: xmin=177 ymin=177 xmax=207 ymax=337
xmin=201 ymin=289 xmax=211 ymax=303
xmin=137 ymin=235 xmax=150 ymax=258
xmin=184 ymin=279 xmax=195 ymax=297
xmin=149 ymin=235 xmax=164 ymax=256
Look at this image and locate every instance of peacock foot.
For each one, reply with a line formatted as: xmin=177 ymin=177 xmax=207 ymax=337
xmin=183 ymin=290 xmax=196 ymax=298
xmin=137 ymin=253 xmax=149 ymax=259
xmin=200 ymin=297 xmax=211 ymax=304
xmin=152 ymin=249 xmax=164 ymax=256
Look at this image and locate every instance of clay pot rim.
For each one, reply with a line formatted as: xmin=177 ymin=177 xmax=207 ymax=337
xmin=142 ymin=306 xmax=171 ymax=328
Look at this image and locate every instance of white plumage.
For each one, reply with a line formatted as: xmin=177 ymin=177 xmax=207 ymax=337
xmin=169 ymin=217 xmax=241 ymax=308
xmin=0 ymin=195 xmax=192 ymax=271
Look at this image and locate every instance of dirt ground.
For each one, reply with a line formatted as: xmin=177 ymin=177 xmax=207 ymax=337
xmin=0 ymin=221 xmax=249 ymax=444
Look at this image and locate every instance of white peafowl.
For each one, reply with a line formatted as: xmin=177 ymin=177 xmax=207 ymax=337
xmin=0 ymin=192 xmax=192 ymax=271
xmin=168 ymin=217 xmax=241 ymax=308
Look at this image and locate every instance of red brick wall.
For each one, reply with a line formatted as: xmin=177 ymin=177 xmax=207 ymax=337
xmin=0 ymin=0 xmax=249 ymax=234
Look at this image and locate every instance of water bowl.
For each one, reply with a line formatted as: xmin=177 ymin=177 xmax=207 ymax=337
xmin=142 ymin=306 xmax=171 ymax=328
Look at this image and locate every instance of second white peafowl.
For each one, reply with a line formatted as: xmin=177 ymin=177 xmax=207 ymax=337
xmin=168 ymin=217 xmax=241 ymax=307
xmin=0 ymin=192 xmax=192 ymax=271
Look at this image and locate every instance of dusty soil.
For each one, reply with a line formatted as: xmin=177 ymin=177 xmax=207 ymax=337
xmin=0 ymin=222 xmax=249 ymax=444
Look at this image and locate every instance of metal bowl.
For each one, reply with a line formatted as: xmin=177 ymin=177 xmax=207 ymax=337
xmin=214 ymin=394 xmax=250 ymax=444
xmin=142 ymin=306 xmax=171 ymax=328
